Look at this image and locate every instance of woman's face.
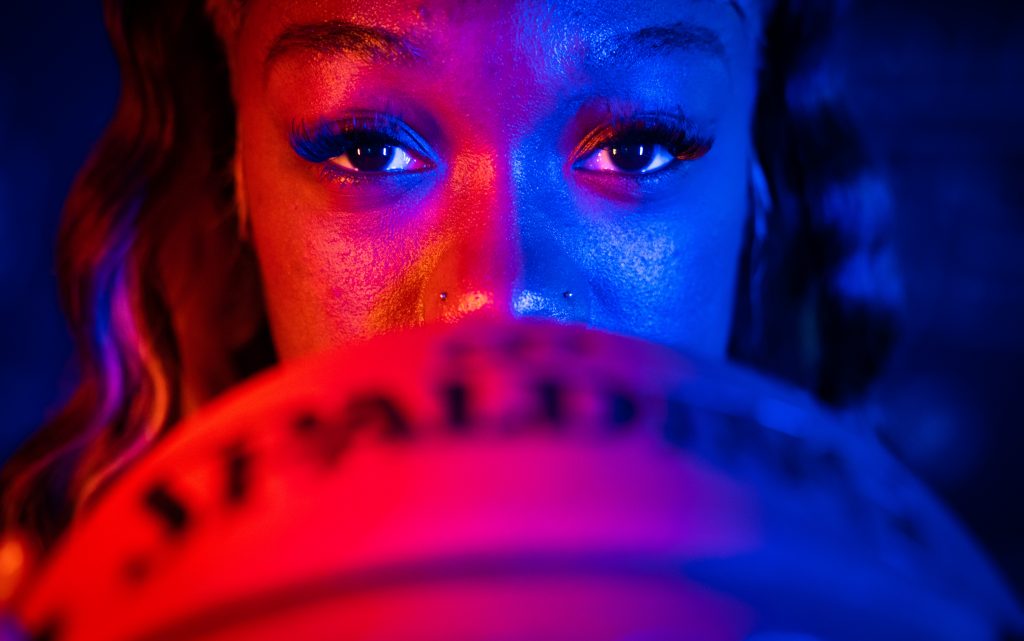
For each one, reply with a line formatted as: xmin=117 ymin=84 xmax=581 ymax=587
xmin=231 ymin=0 xmax=760 ymax=361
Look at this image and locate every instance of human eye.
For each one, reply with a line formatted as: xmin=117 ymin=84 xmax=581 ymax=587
xmin=289 ymin=113 xmax=435 ymax=177
xmin=572 ymin=114 xmax=713 ymax=176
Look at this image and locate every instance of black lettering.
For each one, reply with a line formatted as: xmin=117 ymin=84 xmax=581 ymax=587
xmin=143 ymin=484 xmax=190 ymax=536
xmin=442 ymin=382 xmax=471 ymax=431
xmin=537 ymin=380 xmax=565 ymax=425
xmin=340 ymin=395 xmax=412 ymax=441
xmin=292 ymin=397 xmax=411 ymax=466
xmin=29 ymin=618 xmax=61 ymax=641
xmin=224 ymin=442 xmax=251 ymax=505
xmin=606 ymin=389 xmax=638 ymax=431
xmin=292 ymin=411 xmax=340 ymax=465
xmin=315 ymin=394 xmax=414 ymax=465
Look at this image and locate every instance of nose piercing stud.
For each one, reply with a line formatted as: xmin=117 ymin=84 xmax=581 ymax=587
xmin=439 ymin=291 xmax=448 ymax=302
xmin=563 ymin=290 xmax=574 ymax=300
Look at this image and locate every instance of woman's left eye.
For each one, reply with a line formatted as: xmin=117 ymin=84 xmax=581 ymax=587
xmin=328 ymin=133 xmax=431 ymax=174
xmin=574 ymin=140 xmax=679 ymax=174
xmin=571 ymin=118 xmax=712 ymax=177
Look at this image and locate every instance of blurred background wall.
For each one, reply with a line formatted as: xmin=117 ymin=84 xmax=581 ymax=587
xmin=834 ymin=0 xmax=1024 ymax=597
xmin=0 ymin=4 xmax=114 ymax=457
xmin=0 ymin=0 xmax=1021 ymax=594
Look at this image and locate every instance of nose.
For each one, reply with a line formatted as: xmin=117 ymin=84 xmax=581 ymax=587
xmin=420 ymin=154 xmax=590 ymax=325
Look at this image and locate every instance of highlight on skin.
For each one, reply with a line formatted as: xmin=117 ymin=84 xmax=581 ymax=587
xmin=233 ymin=0 xmax=755 ymax=367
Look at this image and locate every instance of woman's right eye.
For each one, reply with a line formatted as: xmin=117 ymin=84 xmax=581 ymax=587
xmin=326 ymin=132 xmax=431 ymax=174
xmin=290 ymin=117 xmax=435 ymax=176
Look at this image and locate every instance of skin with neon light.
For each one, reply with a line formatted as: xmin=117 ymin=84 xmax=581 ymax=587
xmin=9 ymin=7 xmax=1021 ymax=638
xmin=228 ymin=0 xmax=760 ymax=361
xmin=0 ymin=0 xmax=899 ymax=591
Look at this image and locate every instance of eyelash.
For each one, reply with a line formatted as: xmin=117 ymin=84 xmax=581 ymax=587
xmin=289 ymin=111 xmax=712 ymax=183
xmin=293 ymin=115 xmax=384 ymax=161
xmin=290 ymin=114 xmax=434 ymax=183
xmin=572 ymin=115 xmax=713 ymax=174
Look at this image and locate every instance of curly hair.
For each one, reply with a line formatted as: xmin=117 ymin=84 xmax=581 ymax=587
xmin=0 ymin=0 xmax=901 ymax=556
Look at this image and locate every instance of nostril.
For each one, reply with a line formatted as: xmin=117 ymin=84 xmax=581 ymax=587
xmin=427 ymin=285 xmax=588 ymax=325
xmin=511 ymin=286 xmax=590 ymax=323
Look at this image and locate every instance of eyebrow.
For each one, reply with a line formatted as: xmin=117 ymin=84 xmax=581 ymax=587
xmin=265 ymin=18 xmax=730 ymax=75
xmin=266 ymin=20 xmax=424 ymax=68
xmin=596 ymin=22 xmax=728 ymax=65
xmin=728 ymin=0 xmax=747 ymax=22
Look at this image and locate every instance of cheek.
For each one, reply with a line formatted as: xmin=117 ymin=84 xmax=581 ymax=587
xmin=243 ymin=152 xmax=443 ymax=359
xmin=574 ymin=136 xmax=750 ymax=354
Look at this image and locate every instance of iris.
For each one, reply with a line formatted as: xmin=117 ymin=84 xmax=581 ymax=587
xmin=347 ymin=135 xmax=399 ymax=172
xmin=609 ymin=142 xmax=655 ymax=173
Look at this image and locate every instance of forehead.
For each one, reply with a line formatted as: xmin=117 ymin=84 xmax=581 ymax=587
xmin=240 ymin=0 xmax=756 ymax=81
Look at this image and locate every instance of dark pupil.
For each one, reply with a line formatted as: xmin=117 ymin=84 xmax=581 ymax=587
xmin=347 ymin=135 xmax=396 ymax=172
xmin=609 ymin=141 xmax=655 ymax=172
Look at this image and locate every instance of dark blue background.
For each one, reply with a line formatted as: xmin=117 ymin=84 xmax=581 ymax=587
xmin=0 ymin=3 xmax=114 ymax=454
xmin=0 ymin=0 xmax=1021 ymax=593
